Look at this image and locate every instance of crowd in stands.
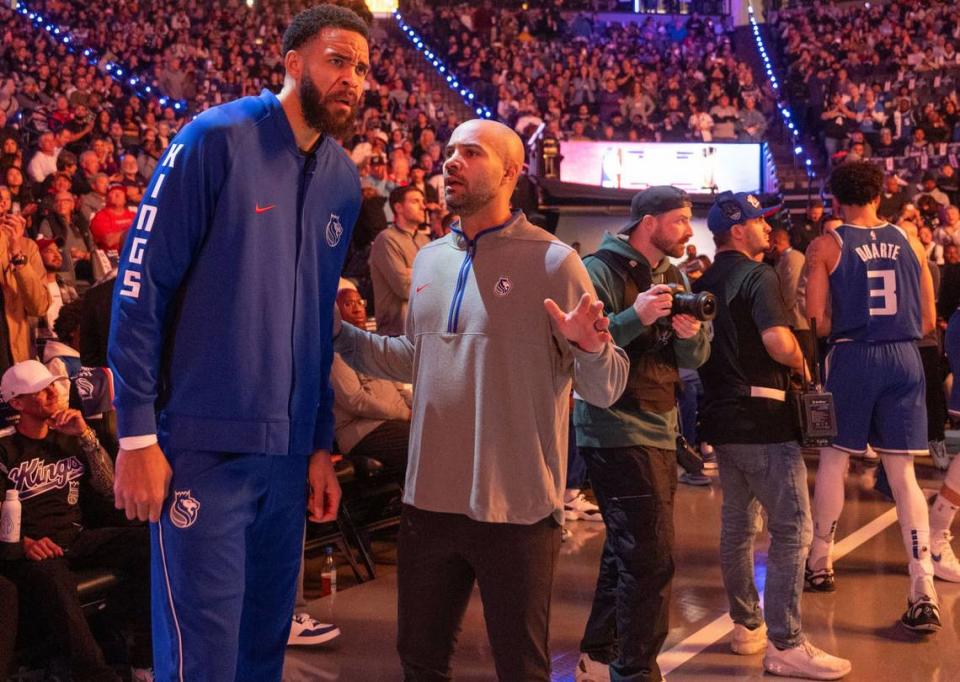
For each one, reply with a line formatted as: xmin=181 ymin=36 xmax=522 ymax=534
xmin=774 ymin=1 xmax=960 ymax=269
xmin=775 ymin=0 xmax=960 ymax=168
xmin=402 ymin=0 xmax=771 ymax=143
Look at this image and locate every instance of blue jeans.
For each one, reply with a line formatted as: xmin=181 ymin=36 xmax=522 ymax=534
xmin=715 ymin=442 xmax=812 ymax=649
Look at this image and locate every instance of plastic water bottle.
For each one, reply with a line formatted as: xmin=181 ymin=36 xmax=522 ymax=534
xmin=320 ymin=546 xmax=337 ymax=597
xmin=0 ymin=490 xmax=22 ymax=548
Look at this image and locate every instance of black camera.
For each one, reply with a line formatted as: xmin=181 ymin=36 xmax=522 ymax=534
xmin=667 ymin=283 xmax=717 ymax=321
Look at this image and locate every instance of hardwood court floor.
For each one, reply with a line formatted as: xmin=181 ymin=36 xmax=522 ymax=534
xmin=284 ymin=452 xmax=960 ymax=681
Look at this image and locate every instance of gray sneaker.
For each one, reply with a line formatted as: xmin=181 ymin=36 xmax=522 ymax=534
xmin=929 ymin=440 xmax=950 ymax=470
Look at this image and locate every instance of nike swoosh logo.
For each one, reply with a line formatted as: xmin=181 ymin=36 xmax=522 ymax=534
xmin=255 ymin=203 xmax=276 ymax=214
xmin=416 ymin=283 xmax=430 ymax=293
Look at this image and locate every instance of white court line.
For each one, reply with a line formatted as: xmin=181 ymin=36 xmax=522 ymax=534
xmin=658 ymin=502 xmax=905 ymax=677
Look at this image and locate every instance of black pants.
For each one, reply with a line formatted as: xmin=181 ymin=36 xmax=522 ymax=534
xmin=4 ymin=526 xmax=150 ymax=681
xmin=580 ymin=445 xmax=678 ymax=682
xmin=396 ymin=505 xmax=561 ymax=681
xmin=349 ymin=419 xmax=410 ymax=475
xmin=920 ymin=343 xmax=947 ymax=441
xmin=0 ymin=575 xmax=16 ymax=679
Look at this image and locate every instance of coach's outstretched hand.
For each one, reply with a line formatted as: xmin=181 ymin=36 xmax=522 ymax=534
xmin=544 ymin=293 xmax=611 ymax=354
xmin=114 ymin=444 xmax=173 ymax=522
xmin=308 ymin=450 xmax=342 ymax=523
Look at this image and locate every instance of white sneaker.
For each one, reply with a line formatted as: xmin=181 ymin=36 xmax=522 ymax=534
xmin=701 ymin=442 xmax=718 ymax=469
xmin=932 ymin=531 xmax=960 ymax=582
xmin=287 ymin=613 xmax=341 ymax=646
xmin=731 ymin=621 xmax=767 ymax=655
xmin=763 ymin=640 xmax=851 ymax=680
xmin=574 ymin=653 xmax=611 ymax=682
xmin=565 ymin=492 xmax=603 ymax=522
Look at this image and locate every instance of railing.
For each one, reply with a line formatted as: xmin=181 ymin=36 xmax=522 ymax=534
xmin=391 ymin=10 xmax=494 ymax=121
xmin=13 ymin=1 xmax=185 ymax=113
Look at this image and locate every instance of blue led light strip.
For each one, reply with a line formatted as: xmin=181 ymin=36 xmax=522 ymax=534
xmin=747 ymin=3 xmax=815 ymax=178
xmin=14 ymin=1 xmax=188 ymax=113
xmin=392 ymin=10 xmax=494 ymax=120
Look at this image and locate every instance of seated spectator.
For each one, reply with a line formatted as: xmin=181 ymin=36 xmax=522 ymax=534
xmin=919 ymin=224 xmax=945 ymax=266
xmin=873 ymin=128 xmax=902 ymax=158
xmin=89 ymin=184 xmax=135 ymax=251
xmin=878 ymin=174 xmax=908 ymax=223
xmin=915 ymin=172 xmax=951 ymax=208
xmin=4 ymin=165 xmax=39 ymax=230
xmin=936 ymin=205 xmax=960 ymax=248
xmin=25 ymin=132 xmax=59 ymax=186
xmin=737 ymin=96 xmax=767 ymax=142
xmin=409 ymin=163 xmax=439 ymax=207
xmin=709 ymin=94 xmax=739 ymax=141
xmin=79 ymin=172 xmax=109 ymax=222
xmin=118 ymin=154 xmax=146 ymax=206
xmin=362 ymin=154 xmax=396 ymax=199
xmin=38 ymin=191 xmax=95 ymax=282
xmin=331 ymin=289 xmax=411 ymax=476
xmin=36 ymin=237 xmax=80 ymax=334
xmin=369 ymin=185 xmax=430 ymax=336
xmin=938 ymin=163 xmax=959 ymax=207
xmin=0 ymin=211 xmax=49 ymax=368
xmin=72 ymin=150 xmax=100 ymax=197
xmin=0 ymin=360 xmax=151 ymax=681
xmin=688 ymin=102 xmax=714 ymax=142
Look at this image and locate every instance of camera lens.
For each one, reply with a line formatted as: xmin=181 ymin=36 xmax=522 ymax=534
xmin=671 ymin=291 xmax=717 ymax=321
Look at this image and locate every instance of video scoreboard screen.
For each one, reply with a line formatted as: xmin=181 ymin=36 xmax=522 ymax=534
xmin=559 ymin=142 xmax=763 ymax=194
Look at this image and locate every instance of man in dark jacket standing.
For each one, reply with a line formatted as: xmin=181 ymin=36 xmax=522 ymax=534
xmin=574 ymin=186 xmax=710 ymax=681
xmin=108 ymin=6 xmax=368 ymax=680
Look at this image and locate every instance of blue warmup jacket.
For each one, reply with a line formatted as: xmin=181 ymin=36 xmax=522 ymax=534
xmin=108 ymin=90 xmax=360 ymax=456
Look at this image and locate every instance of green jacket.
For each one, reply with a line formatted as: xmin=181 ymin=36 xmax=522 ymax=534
xmin=574 ymin=232 xmax=711 ymax=450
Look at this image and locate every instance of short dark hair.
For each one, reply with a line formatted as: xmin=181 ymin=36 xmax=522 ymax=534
xmin=53 ymin=299 xmax=83 ymax=342
xmin=713 ymin=229 xmax=733 ymax=248
xmin=281 ymin=5 xmax=369 ymax=56
xmin=57 ymin=150 xmax=77 ymax=170
xmin=829 ymin=161 xmax=884 ymax=207
xmin=389 ymin=184 xmax=424 ymax=212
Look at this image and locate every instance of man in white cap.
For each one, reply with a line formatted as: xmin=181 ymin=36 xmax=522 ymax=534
xmin=0 ymin=360 xmax=151 ymax=681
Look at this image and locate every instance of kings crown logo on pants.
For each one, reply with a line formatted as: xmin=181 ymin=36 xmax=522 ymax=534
xmin=170 ymin=490 xmax=201 ymax=529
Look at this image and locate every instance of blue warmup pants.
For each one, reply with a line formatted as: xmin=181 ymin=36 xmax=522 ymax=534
xmin=151 ymin=448 xmax=308 ymax=682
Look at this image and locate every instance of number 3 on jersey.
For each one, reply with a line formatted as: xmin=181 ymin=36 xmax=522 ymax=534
xmin=867 ymin=269 xmax=897 ymax=316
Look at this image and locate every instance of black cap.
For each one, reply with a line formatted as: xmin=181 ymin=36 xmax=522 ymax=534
xmin=619 ymin=186 xmax=691 ymax=234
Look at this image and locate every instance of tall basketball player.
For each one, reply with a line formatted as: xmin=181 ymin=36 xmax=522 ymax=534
xmin=805 ymin=161 xmax=941 ymax=633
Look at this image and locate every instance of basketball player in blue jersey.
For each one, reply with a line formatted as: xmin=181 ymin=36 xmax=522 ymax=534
xmin=109 ymin=6 xmax=368 ymax=679
xmin=804 ymin=161 xmax=941 ymax=632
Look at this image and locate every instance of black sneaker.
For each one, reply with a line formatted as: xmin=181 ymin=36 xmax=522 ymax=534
xmin=804 ymin=565 xmax=836 ymax=592
xmin=900 ymin=596 xmax=941 ymax=633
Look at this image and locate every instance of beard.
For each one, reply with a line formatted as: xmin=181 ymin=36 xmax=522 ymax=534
xmin=300 ymin=71 xmax=358 ymax=139
xmin=444 ymin=176 xmax=498 ymax=217
xmin=651 ymin=225 xmax=687 ymax=259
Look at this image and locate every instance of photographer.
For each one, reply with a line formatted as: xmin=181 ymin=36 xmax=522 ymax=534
xmin=573 ymin=186 xmax=710 ymax=680
xmin=692 ymin=191 xmax=850 ymax=678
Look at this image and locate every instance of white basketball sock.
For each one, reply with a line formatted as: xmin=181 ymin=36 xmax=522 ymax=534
xmin=809 ymin=447 xmax=850 ymax=571
xmin=880 ymin=454 xmax=936 ymax=600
